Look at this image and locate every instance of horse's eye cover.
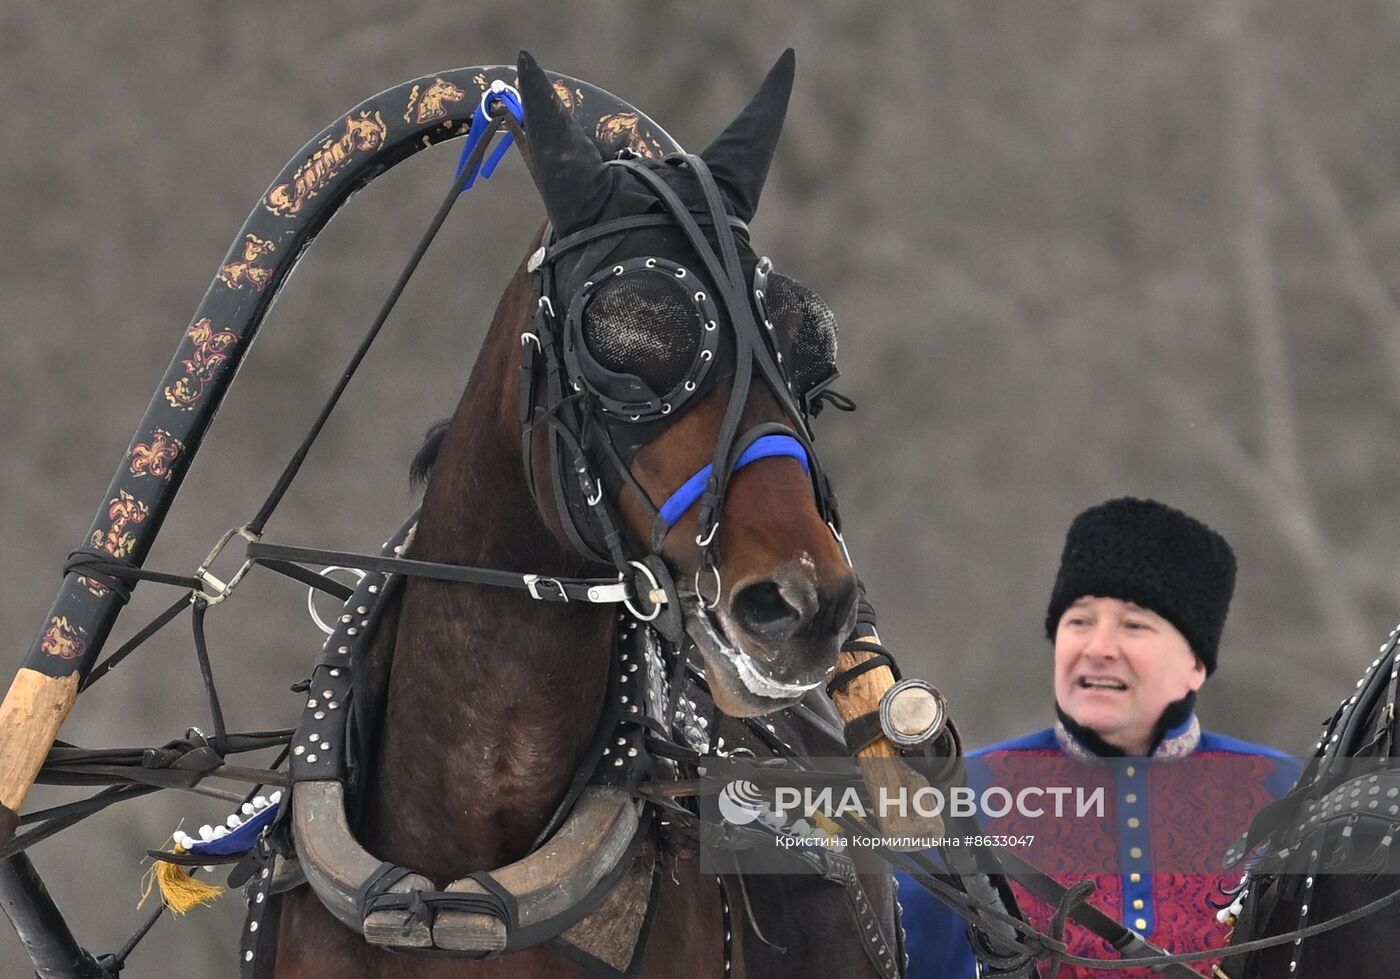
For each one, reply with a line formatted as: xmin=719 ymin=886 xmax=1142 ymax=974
xmin=765 ymin=273 xmax=838 ymax=395
xmin=658 ymin=434 xmax=810 ymax=526
xmin=581 ymin=268 xmax=703 ymax=397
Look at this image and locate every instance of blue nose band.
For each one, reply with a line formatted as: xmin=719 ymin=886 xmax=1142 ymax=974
xmin=658 ymin=434 xmax=810 ymax=527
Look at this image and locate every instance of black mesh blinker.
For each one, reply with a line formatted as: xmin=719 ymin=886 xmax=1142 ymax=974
xmin=581 ymin=271 xmax=702 ymax=397
xmin=766 ymin=273 xmax=838 ymax=395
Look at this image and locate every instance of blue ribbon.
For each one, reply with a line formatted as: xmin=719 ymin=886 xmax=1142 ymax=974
xmin=658 ymin=434 xmax=810 ymax=527
xmin=455 ymin=82 xmax=524 ymax=193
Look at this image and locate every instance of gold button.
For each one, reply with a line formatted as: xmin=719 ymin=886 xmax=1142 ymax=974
xmin=1134 ymin=917 xmax=1148 ymax=930
xmin=1130 ymin=873 xmax=1142 ymax=883
xmin=1133 ymin=899 xmax=1145 ymax=910
xmin=1126 ymin=766 xmax=1137 ymax=776
xmin=1125 ymin=793 xmax=1138 ymax=804
xmin=1130 ymin=847 xmax=1143 ymax=859
xmin=1127 ymin=817 xmax=1141 ymax=828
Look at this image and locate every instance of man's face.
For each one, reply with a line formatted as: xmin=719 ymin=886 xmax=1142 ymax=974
xmin=1053 ymin=596 xmax=1206 ymax=754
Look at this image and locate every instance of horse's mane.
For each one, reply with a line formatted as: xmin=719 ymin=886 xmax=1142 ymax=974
xmin=409 ymin=418 xmax=452 ymax=487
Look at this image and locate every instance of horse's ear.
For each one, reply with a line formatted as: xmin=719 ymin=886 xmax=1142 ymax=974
xmin=517 ymin=50 xmax=615 ymax=235
xmin=698 ymin=49 xmax=795 ymax=223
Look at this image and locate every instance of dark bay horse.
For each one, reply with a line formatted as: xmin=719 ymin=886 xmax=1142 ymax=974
xmin=270 ymin=51 xmax=899 ymax=977
xmin=1218 ymin=635 xmax=1400 ymax=978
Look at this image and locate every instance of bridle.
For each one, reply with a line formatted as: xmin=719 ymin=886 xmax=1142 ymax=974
xmin=518 ymin=148 xmax=847 ymax=649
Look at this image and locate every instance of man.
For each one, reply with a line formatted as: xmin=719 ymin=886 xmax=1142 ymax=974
xmin=897 ymin=497 xmax=1300 ymax=978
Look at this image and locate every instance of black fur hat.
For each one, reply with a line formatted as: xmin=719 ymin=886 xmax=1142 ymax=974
xmin=1043 ymin=497 xmax=1236 ymax=674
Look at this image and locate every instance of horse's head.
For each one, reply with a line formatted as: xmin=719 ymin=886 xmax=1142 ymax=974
xmin=516 ymin=51 xmax=857 ymax=716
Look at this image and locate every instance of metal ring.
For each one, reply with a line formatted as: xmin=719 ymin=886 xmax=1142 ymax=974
xmin=645 ymin=258 xmax=657 ymax=268
xmin=307 ymin=566 xmax=369 ymax=636
xmin=661 ymin=403 xmax=672 ymax=414
xmin=694 ymin=560 xmax=722 ymax=611
xmin=695 ymin=521 xmax=719 ymax=548
xmin=705 ymin=320 xmax=717 ymax=331
xmin=675 ymin=268 xmax=687 ymax=279
xmin=623 ymin=560 xmax=664 ymax=622
xmin=613 ymin=265 xmax=625 ymax=276
xmin=695 ymin=291 xmax=706 ymax=302
xmin=684 ymin=381 xmax=697 ymax=392
xmin=520 ymin=332 xmax=540 ymax=349
xmin=701 ymin=350 xmax=713 ymax=361
xmin=537 ymin=296 xmax=555 ymax=317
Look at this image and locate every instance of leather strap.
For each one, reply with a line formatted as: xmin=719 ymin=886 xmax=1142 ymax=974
xmin=247 ymin=541 xmax=632 ymax=604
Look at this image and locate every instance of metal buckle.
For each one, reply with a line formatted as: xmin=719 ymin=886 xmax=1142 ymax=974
xmin=193 ymin=526 xmax=260 ymax=605
xmin=695 ymin=521 xmax=720 ymax=548
xmin=523 ymin=574 xmax=568 ymax=602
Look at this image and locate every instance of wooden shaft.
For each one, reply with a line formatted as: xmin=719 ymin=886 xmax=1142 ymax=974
xmin=828 ymin=632 xmax=943 ymax=840
xmin=0 ymin=671 xmax=79 ymax=844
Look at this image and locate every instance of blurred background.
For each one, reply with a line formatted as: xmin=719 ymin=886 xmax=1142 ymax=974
xmin=5 ymin=0 xmax=1400 ymax=973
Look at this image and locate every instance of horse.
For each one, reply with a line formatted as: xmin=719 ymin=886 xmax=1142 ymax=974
xmin=1217 ymin=629 xmax=1400 ymax=979
xmin=262 ymin=51 xmax=903 ymax=978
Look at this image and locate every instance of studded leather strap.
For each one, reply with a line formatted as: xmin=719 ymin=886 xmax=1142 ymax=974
xmin=239 ymin=855 xmax=280 ymax=979
xmin=844 ymin=873 xmax=904 ymax=979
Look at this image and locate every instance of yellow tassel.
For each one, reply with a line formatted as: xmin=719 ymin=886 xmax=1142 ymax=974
xmin=141 ymin=843 xmax=223 ymax=915
xmin=809 ymin=811 xmax=845 ymax=839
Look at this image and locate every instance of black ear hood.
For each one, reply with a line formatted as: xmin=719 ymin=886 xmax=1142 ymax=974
xmin=698 ymin=49 xmax=795 ymax=223
xmin=516 ymin=50 xmax=618 ymax=236
xmin=518 ymin=49 xmax=793 ymax=245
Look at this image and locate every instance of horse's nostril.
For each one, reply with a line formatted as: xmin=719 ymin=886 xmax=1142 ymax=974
xmin=731 ymin=580 xmax=804 ymax=641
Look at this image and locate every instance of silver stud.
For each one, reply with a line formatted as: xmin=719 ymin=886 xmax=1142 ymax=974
xmin=328 ymin=701 xmax=339 ymax=710
xmin=314 ymin=711 xmax=325 ymax=720
xmin=307 ymin=754 xmax=318 ymax=763
xmin=307 ymin=699 xmax=317 ymax=708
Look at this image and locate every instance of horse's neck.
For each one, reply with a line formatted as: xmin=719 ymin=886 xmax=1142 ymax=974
xmin=363 ymin=324 xmax=614 ymax=877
